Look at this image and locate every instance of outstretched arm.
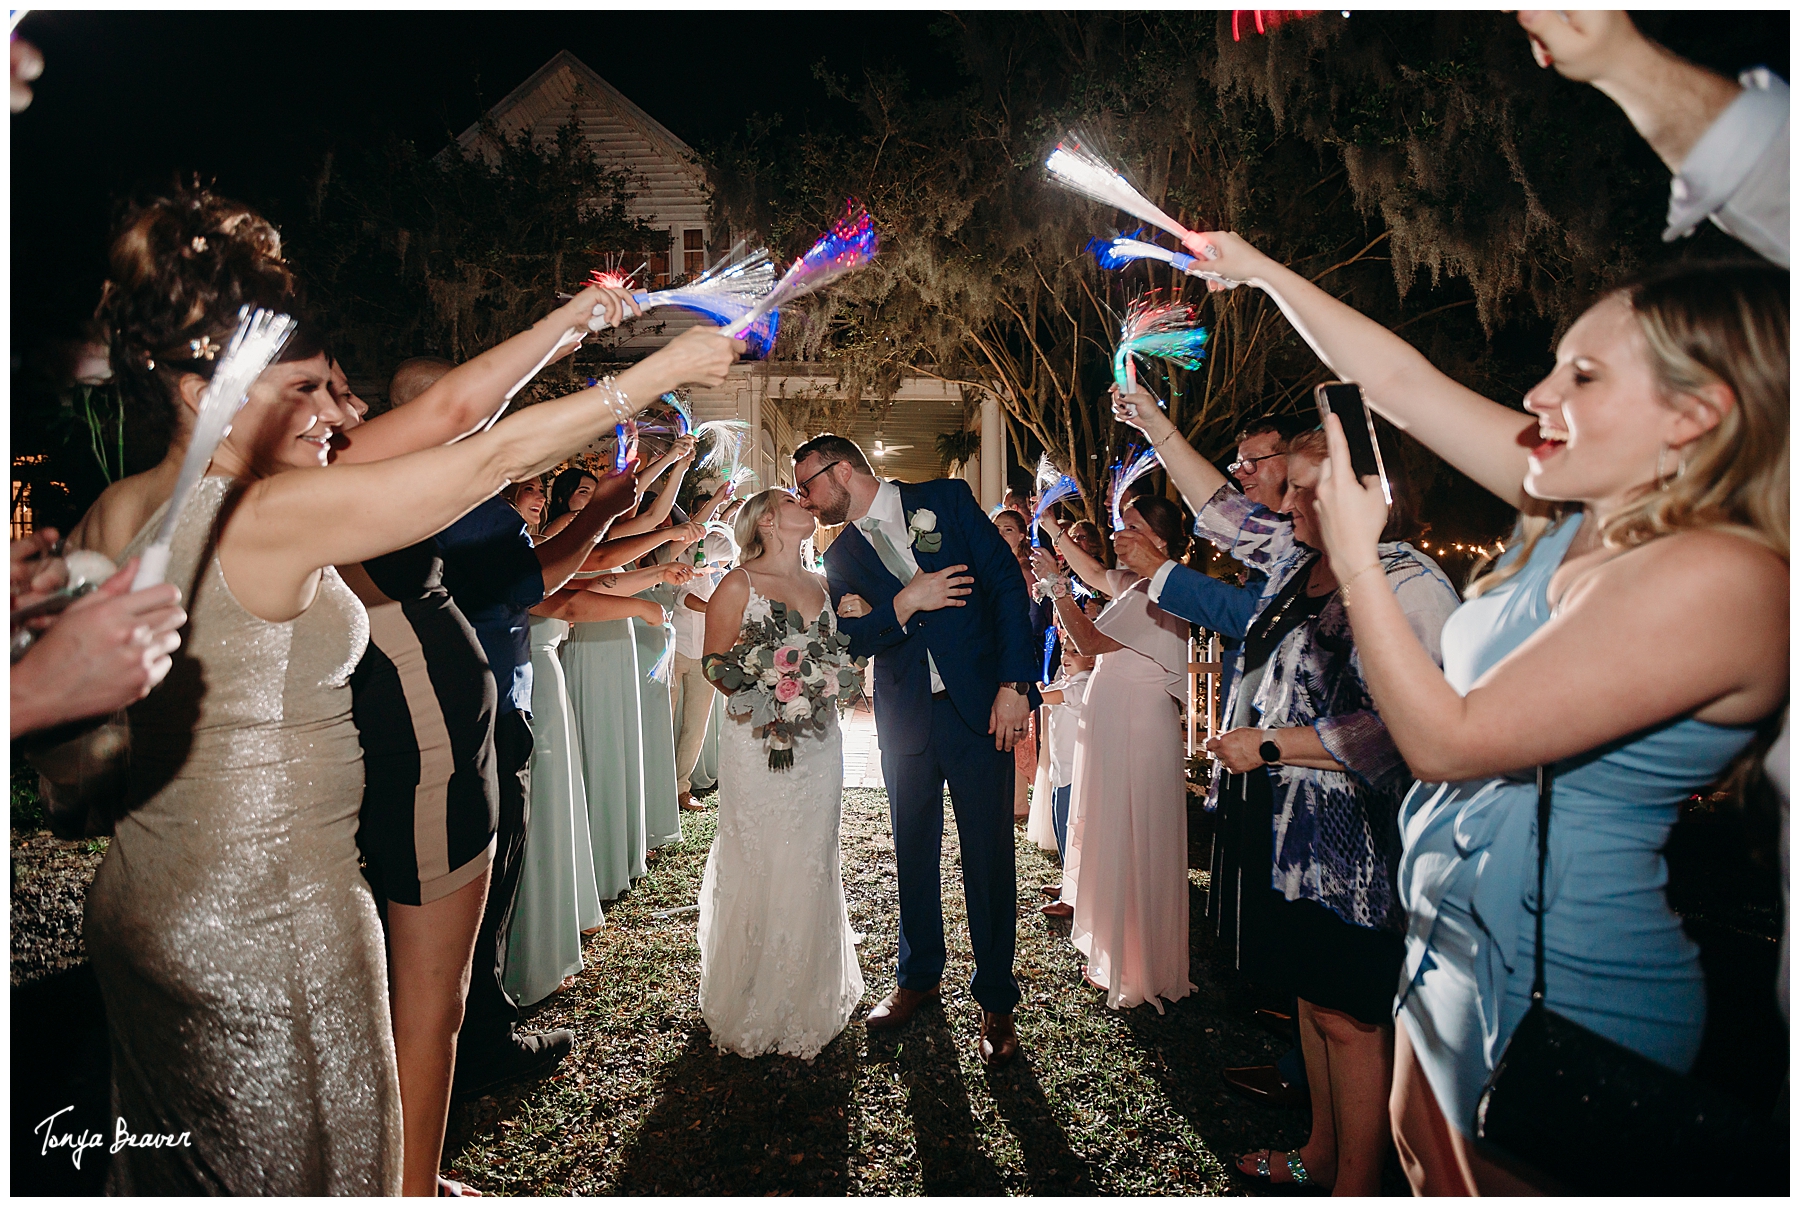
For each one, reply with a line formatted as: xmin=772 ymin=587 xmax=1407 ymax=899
xmin=1186 ymin=231 xmax=1534 ymax=506
xmin=609 ymin=447 xmax=696 ymax=537
xmin=336 ymin=285 xmax=641 ymax=462
xmin=221 ymin=328 xmax=742 ymax=620
xmin=532 ymin=587 xmax=663 ymax=625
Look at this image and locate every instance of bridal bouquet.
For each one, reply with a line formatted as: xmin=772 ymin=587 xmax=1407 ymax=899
xmin=702 ymin=597 xmax=866 ymax=770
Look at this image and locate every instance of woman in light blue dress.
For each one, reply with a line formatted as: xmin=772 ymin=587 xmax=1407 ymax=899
xmin=1128 ymin=241 xmax=1786 ymax=1194
xmin=504 ymin=612 xmax=604 ymax=1006
xmin=635 ymin=578 xmax=684 ymax=849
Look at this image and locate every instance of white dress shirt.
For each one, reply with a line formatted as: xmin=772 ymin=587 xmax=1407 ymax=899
xmin=860 ymin=479 xmax=944 ymax=693
xmin=1665 ymin=68 xmax=1789 ymax=267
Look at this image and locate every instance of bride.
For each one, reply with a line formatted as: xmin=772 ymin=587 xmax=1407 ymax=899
xmin=697 ymin=488 xmax=865 ymax=1059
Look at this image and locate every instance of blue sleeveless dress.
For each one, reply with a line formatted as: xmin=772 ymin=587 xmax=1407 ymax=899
xmin=1397 ymin=516 xmax=1759 ymax=1137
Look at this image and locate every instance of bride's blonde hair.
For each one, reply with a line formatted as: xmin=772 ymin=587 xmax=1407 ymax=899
xmin=732 ymin=489 xmax=788 ymax=566
xmin=1470 ymin=260 xmax=1788 ymax=597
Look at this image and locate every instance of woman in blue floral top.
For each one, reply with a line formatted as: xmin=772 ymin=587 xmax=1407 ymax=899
xmin=1117 ymin=393 xmax=1458 ymax=1195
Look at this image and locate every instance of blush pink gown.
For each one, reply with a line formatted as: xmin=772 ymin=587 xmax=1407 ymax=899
xmin=1064 ymin=575 xmax=1195 ymax=1013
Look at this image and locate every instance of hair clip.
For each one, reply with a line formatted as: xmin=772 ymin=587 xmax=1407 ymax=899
xmin=188 ymin=335 xmax=220 ymax=361
xmin=190 ymin=235 xmax=209 ymax=254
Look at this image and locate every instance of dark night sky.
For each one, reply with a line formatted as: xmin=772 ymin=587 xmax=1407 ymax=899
xmin=10 ymin=8 xmax=961 ymax=347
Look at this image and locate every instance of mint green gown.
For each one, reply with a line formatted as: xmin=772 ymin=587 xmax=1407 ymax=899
xmin=504 ymin=617 xmax=603 ymax=1007
xmin=635 ymin=583 xmax=683 ymax=848
xmin=563 ymin=617 xmax=647 ymax=901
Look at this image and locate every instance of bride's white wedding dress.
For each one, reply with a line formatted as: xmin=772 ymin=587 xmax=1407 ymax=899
xmin=697 ymin=582 xmax=865 ymax=1059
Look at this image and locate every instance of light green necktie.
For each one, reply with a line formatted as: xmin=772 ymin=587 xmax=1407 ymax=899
xmin=861 ymin=517 xmax=942 ymax=687
xmin=861 ymin=517 xmax=916 ymax=585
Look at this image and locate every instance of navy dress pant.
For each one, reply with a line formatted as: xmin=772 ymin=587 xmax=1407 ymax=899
xmin=880 ymin=695 xmax=1021 ymax=1014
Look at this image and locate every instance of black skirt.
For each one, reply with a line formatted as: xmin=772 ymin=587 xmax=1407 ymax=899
xmin=1215 ymin=766 xmax=1403 ymax=1027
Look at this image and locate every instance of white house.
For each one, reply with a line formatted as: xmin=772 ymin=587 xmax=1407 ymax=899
xmin=454 ymin=50 xmax=1007 ymax=500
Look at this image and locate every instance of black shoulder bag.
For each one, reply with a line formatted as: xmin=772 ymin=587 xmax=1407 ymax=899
xmin=1473 ymin=767 xmax=1775 ymax=1195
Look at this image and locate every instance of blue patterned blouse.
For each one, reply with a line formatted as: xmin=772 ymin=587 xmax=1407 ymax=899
xmin=1195 ymin=485 xmax=1460 ymax=932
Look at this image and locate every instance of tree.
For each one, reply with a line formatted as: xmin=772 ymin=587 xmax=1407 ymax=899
xmin=289 ymin=111 xmax=664 ymax=405
xmin=706 ymin=11 xmax=1736 ymax=538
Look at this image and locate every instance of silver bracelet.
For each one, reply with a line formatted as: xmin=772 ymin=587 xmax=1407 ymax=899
xmin=592 ymin=375 xmax=632 ymax=426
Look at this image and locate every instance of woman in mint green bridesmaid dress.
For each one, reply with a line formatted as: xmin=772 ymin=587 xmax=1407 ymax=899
xmin=634 ymin=578 xmax=684 ymax=849
xmin=504 ymin=614 xmax=603 ymax=1007
xmin=564 ymin=615 xmax=649 ymax=899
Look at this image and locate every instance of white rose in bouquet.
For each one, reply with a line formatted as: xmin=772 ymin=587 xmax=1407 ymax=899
xmin=784 ymin=695 xmax=814 ymax=720
xmin=761 ymin=667 xmax=781 ymax=686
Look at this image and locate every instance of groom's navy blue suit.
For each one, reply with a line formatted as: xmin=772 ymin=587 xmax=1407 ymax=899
xmin=825 ymin=477 xmax=1040 ymax=1014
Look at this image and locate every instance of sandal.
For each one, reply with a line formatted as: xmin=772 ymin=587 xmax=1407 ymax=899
xmin=1236 ymin=1149 xmax=1312 ymax=1186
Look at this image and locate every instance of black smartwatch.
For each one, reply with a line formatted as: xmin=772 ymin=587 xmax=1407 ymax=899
xmin=1258 ymin=730 xmax=1283 ymax=765
xmin=1000 ymin=681 xmax=1033 ymax=696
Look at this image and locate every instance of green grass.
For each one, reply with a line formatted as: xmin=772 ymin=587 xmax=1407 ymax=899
xmin=444 ymin=787 xmax=1310 ymax=1196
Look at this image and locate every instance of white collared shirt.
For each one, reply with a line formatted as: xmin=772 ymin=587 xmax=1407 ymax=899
xmin=1665 ymin=68 xmax=1788 ymax=267
xmin=859 ymin=478 xmax=943 ymax=693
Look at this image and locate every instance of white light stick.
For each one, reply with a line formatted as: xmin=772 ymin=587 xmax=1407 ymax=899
xmin=131 ymin=307 xmax=295 ymax=589
xmin=1047 ymin=135 xmax=1243 ymax=291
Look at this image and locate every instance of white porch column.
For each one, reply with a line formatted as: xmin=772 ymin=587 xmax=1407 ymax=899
xmin=979 ymin=394 xmax=1004 ymax=510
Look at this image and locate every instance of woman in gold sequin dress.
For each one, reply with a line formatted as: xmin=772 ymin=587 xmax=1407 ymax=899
xmin=78 ymin=188 xmax=740 ymax=1194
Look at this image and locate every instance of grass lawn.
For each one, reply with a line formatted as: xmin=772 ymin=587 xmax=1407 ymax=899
xmin=444 ymin=786 xmax=1313 ymax=1196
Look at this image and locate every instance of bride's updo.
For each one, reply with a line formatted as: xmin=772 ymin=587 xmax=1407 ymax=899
xmin=732 ymin=489 xmax=790 ymax=565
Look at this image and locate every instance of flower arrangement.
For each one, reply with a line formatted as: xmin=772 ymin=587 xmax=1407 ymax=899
xmin=702 ymin=595 xmax=866 ymax=770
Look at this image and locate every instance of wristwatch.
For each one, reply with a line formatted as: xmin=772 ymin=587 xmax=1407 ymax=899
xmin=1000 ymin=681 xmax=1034 ymax=696
xmin=1259 ymin=730 xmax=1283 ymax=765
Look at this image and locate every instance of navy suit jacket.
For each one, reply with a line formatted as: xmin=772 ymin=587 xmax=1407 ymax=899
xmin=825 ymin=478 xmax=1041 ymax=756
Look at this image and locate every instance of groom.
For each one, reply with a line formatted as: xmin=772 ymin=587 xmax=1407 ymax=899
xmin=794 ymin=434 xmax=1040 ymax=1066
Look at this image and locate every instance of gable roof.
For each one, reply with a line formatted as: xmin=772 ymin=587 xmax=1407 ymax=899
xmin=453 ymin=49 xmax=704 ymax=185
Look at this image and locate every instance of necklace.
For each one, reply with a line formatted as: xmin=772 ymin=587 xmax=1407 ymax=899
xmin=1251 ymin=555 xmax=1323 ymax=645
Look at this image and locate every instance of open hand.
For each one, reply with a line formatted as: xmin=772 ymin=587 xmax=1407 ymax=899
xmin=1028 ymin=546 xmax=1061 ymax=581
xmin=1312 ymin=412 xmax=1390 ymax=584
xmin=658 ymin=562 xmax=697 ymax=586
xmin=895 ymin=564 xmax=973 ymax=616
xmin=836 ymin=593 xmax=871 ymax=619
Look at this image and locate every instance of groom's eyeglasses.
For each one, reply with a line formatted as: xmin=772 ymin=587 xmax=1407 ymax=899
xmin=794 ymin=461 xmax=843 ymax=499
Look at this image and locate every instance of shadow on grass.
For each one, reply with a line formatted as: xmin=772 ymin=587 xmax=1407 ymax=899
xmin=861 ymin=997 xmax=1008 ymax=1195
xmin=981 ymin=1047 xmax=1105 ymax=1194
xmin=610 ymin=1027 xmax=857 ymax=1195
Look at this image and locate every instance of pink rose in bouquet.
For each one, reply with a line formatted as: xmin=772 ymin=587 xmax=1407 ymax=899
xmin=773 ymin=644 xmax=804 ymax=671
xmin=774 ymin=676 xmax=802 ymax=702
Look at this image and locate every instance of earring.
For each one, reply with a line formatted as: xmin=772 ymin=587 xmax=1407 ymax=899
xmin=1656 ymin=444 xmax=1688 ymax=491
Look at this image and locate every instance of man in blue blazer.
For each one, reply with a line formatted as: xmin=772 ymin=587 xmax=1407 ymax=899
xmin=794 ymin=434 xmax=1040 ymax=1066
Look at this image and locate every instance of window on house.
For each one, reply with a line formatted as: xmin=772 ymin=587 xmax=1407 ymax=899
xmin=682 ymin=229 xmax=706 ymax=278
xmin=646 ymin=249 xmax=671 ymax=289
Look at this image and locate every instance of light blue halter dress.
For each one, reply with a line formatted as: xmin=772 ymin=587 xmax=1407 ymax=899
xmin=1396 ymin=515 xmax=1759 ymax=1137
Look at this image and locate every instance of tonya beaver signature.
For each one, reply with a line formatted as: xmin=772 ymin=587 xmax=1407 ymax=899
xmin=35 ymin=1105 xmax=192 ymax=1169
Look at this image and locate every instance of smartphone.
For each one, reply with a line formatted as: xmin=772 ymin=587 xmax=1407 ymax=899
xmin=1314 ymin=381 xmax=1392 ymax=505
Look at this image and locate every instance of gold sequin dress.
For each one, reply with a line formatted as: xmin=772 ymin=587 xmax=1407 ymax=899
xmin=84 ymin=476 xmax=401 ymax=1194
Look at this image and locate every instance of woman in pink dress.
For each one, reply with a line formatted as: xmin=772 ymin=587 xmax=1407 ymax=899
xmin=1038 ymin=498 xmax=1194 ymax=1012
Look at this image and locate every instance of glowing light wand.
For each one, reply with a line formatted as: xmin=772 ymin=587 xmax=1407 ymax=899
xmin=132 ymin=307 xmax=296 ymax=589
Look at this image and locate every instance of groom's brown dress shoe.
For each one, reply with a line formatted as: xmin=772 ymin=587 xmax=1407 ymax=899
xmin=864 ymin=984 xmax=938 ymax=1031
xmin=978 ymin=1012 xmax=1019 ymax=1066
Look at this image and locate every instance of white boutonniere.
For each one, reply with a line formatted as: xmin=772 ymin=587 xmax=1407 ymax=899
xmin=906 ymin=508 xmax=941 ymax=553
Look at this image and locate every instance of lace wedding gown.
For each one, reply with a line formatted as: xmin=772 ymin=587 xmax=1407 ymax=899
xmin=697 ymin=583 xmax=865 ymax=1059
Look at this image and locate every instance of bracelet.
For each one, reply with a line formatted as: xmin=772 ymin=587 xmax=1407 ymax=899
xmin=1151 ymin=428 xmax=1178 ymax=449
xmin=1336 ymin=561 xmax=1383 ymax=602
xmin=592 ymin=375 xmax=633 ymax=426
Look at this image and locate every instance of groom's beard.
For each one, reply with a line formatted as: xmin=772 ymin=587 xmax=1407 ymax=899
xmin=810 ymin=481 xmax=851 ymax=526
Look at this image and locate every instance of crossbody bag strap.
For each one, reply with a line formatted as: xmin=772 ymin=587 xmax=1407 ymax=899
xmin=1531 ymin=764 xmax=1553 ymax=1005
